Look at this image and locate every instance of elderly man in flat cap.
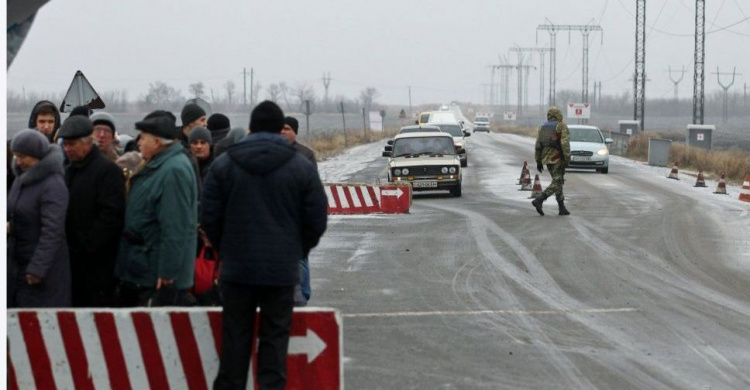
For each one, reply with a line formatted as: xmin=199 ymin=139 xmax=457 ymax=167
xmin=115 ymin=112 xmax=198 ymax=307
xmin=59 ymin=116 xmax=126 ymax=307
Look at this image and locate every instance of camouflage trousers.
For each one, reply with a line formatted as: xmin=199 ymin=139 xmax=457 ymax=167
xmin=542 ymin=163 xmax=565 ymax=202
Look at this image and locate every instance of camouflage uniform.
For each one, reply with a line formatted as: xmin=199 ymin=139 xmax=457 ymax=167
xmin=532 ymin=107 xmax=571 ymax=215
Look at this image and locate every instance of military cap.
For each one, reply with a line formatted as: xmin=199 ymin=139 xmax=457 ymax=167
xmin=57 ymin=115 xmax=94 ymax=139
xmin=135 ymin=116 xmax=178 ymax=139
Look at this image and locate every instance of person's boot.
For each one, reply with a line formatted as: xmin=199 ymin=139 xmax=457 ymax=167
xmin=558 ymin=200 xmax=571 ymax=216
xmin=531 ymin=194 xmax=548 ymax=216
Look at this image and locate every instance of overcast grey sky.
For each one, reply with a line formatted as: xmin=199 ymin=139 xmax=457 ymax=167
xmin=6 ymin=0 xmax=750 ymax=106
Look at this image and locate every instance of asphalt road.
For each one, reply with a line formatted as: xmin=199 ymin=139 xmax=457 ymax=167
xmin=312 ymin=133 xmax=750 ymax=390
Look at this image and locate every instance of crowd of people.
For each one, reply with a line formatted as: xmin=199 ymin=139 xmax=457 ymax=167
xmin=7 ymin=99 xmax=329 ymax=389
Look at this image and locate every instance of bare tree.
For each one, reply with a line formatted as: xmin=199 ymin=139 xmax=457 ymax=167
xmin=266 ymin=83 xmax=282 ymax=102
xmin=359 ymin=87 xmax=380 ymax=109
xmin=252 ymin=81 xmax=263 ymax=106
xmin=141 ymin=81 xmax=183 ymax=110
xmin=189 ymin=82 xmax=205 ymax=98
xmin=224 ymin=80 xmax=236 ymax=105
xmin=278 ymin=82 xmax=292 ymax=110
xmin=292 ymin=82 xmax=316 ymax=111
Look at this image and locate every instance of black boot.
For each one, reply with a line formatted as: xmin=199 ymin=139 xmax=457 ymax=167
xmin=531 ymin=194 xmax=548 ymax=216
xmin=558 ymin=200 xmax=570 ymax=216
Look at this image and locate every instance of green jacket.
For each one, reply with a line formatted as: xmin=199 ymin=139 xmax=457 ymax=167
xmin=116 ymin=143 xmax=198 ymax=289
xmin=535 ymin=107 xmax=571 ymax=166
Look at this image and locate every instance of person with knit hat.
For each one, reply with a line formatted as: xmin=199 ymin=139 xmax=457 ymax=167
xmin=207 ymin=113 xmax=231 ymax=144
xmin=8 ymin=129 xmax=71 ymax=307
xmin=115 ymin=111 xmax=198 ymax=307
xmin=188 ymin=126 xmax=213 ymax=181
xmin=58 ymin=116 xmax=126 ymax=307
xmin=202 ymin=101 xmax=328 ymax=389
xmin=90 ymin=111 xmax=121 ymax=162
xmin=180 ymin=103 xmax=207 ymax=147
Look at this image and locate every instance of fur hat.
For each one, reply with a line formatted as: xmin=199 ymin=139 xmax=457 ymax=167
xmin=11 ymin=129 xmax=51 ymax=159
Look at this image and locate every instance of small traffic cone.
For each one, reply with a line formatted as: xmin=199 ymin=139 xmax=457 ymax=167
xmin=694 ymin=170 xmax=707 ymax=187
xmin=739 ymin=173 xmax=750 ymax=202
xmin=667 ymin=163 xmax=679 ymax=180
xmin=713 ymin=173 xmax=728 ymax=195
xmin=519 ymin=171 xmax=533 ymax=191
xmin=517 ymin=161 xmax=528 ymax=185
xmin=528 ymin=174 xmax=543 ymax=198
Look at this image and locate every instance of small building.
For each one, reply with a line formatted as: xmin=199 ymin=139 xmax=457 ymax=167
xmin=686 ymin=124 xmax=714 ymax=150
xmin=618 ymin=120 xmax=640 ymax=135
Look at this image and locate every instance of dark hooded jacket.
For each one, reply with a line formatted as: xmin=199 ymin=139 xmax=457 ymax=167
xmin=65 ymin=146 xmax=126 ymax=306
xmin=8 ymin=146 xmax=71 ymax=307
xmin=200 ymin=132 xmax=328 ymax=286
xmin=28 ymin=100 xmax=62 ymax=143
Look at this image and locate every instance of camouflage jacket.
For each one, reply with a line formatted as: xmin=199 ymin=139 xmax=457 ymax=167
xmin=535 ymin=108 xmax=571 ymax=165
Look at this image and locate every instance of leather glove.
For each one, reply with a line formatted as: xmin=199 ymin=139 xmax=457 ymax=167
xmin=537 ymin=163 xmax=544 ymax=172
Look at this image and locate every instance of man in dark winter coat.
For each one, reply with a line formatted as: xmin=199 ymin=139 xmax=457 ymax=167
xmin=8 ymin=130 xmax=70 ymax=308
xmin=188 ymin=126 xmax=214 ymax=182
xmin=28 ymin=100 xmax=61 ymax=143
xmin=207 ymin=113 xmax=231 ymax=144
xmin=202 ymin=101 xmax=328 ymax=390
xmin=59 ymin=116 xmax=126 ymax=307
xmin=180 ymin=103 xmax=207 ymax=147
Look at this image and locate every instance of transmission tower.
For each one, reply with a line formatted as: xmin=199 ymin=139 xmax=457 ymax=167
xmin=487 ymin=65 xmax=497 ymax=106
xmin=634 ymin=0 xmax=646 ymax=131
xmin=714 ymin=68 xmax=741 ymax=124
xmin=322 ymin=72 xmax=332 ymax=104
xmin=509 ymin=47 xmax=552 ymax=114
xmin=693 ymin=0 xmax=706 ymax=124
xmin=666 ymin=66 xmax=686 ymax=103
xmin=537 ymin=21 xmax=603 ymax=107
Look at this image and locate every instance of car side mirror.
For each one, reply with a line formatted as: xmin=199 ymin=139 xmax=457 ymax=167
xmin=463 ymin=131 xmax=471 ymax=137
xmin=455 ymin=146 xmax=464 ymax=153
xmin=414 ymin=120 xmax=419 ymax=125
xmin=605 ymin=138 xmax=613 ymax=144
xmin=387 ymin=139 xmax=394 ymax=145
xmin=382 ymin=151 xmax=392 ymax=157
xmin=384 ymin=145 xmax=393 ymax=152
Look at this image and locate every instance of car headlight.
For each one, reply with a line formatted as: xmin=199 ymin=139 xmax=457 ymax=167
xmin=441 ymin=167 xmax=449 ymax=174
xmin=394 ymin=169 xmax=401 ymax=176
xmin=401 ymin=168 xmax=409 ymax=175
xmin=597 ymin=148 xmax=609 ymax=156
xmin=449 ymin=167 xmax=457 ymax=174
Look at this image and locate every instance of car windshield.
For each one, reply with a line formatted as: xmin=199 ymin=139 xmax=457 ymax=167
xmin=420 ymin=114 xmax=430 ymax=123
xmin=569 ymin=128 xmax=604 ymax=143
xmin=399 ymin=127 xmax=440 ymax=134
xmin=475 ymin=118 xmax=488 ymax=123
xmin=435 ymin=124 xmax=463 ymax=137
xmin=393 ymin=137 xmax=455 ymax=156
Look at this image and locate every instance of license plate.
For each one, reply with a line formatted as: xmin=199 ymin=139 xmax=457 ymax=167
xmin=413 ymin=181 xmax=438 ymax=188
xmin=572 ymin=156 xmax=591 ymax=161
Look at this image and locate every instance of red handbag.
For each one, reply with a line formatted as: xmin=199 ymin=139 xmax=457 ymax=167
xmin=194 ymin=246 xmax=220 ymax=296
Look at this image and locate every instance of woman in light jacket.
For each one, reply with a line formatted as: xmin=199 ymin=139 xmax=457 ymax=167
xmin=7 ymin=129 xmax=71 ymax=308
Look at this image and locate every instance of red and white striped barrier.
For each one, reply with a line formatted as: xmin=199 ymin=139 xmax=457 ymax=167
xmin=8 ymin=308 xmax=343 ymax=390
xmin=324 ymin=183 xmax=411 ymax=214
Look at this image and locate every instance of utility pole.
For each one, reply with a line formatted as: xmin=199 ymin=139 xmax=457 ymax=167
xmin=714 ymin=68 xmax=740 ymax=124
xmin=322 ymin=72 xmax=332 ymax=105
xmin=303 ymin=99 xmax=312 ymax=144
xmin=487 ymin=65 xmax=496 ymax=106
xmin=634 ymin=0 xmax=646 ymax=131
xmin=340 ymin=101 xmax=348 ymax=147
xmin=243 ymin=67 xmax=247 ymax=107
xmin=250 ymin=68 xmax=255 ymax=107
xmin=666 ymin=66 xmax=686 ymax=104
xmin=744 ymin=83 xmax=747 ymax=108
xmin=693 ymin=0 xmax=706 ymax=124
xmin=408 ymin=86 xmax=413 ymax=116
xmin=510 ymin=47 xmax=552 ymax=115
xmin=537 ymin=21 xmax=603 ymax=107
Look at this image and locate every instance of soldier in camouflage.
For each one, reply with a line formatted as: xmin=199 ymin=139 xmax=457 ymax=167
xmin=532 ymin=106 xmax=571 ymax=216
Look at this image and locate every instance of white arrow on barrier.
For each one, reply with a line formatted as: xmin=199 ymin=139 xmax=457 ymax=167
xmin=288 ymin=329 xmax=327 ymax=363
xmin=381 ymin=188 xmax=403 ymax=198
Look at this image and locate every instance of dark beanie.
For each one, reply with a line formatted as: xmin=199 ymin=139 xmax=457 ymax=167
xmin=207 ymin=113 xmax=230 ymax=131
xmin=284 ymin=116 xmax=299 ymax=134
xmin=70 ymin=105 xmax=92 ymax=117
xmin=181 ymin=103 xmax=206 ymax=127
xmin=11 ymin=129 xmax=51 ymax=159
xmin=249 ymin=101 xmax=284 ymax=133
xmin=188 ymin=126 xmax=212 ymax=145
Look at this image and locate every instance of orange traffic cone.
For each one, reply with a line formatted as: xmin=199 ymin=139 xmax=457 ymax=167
xmin=739 ymin=173 xmax=750 ymax=202
xmin=713 ymin=173 xmax=728 ymax=195
xmin=528 ymin=174 xmax=543 ymax=198
xmin=517 ymin=161 xmax=528 ymax=185
xmin=667 ymin=163 xmax=679 ymax=180
xmin=694 ymin=170 xmax=707 ymax=187
xmin=519 ymin=171 xmax=533 ymax=191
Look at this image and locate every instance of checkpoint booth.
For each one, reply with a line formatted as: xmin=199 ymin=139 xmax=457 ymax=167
xmin=618 ymin=120 xmax=640 ymax=135
xmin=686 ymin=124 xmax=714 ymax=150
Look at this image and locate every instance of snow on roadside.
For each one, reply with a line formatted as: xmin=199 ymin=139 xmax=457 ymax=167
xmin=318 ymin=141 xmax=386 ymax=183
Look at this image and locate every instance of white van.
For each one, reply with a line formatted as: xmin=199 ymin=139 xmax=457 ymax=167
xmin=427 ymin=112 xmax=471 ymax=167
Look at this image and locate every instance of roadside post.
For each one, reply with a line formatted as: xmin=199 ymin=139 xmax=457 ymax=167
xmin=304 ymin=99 xmax=312 ymax=145
xmin=340 ymin=101 xmax=348 ymax=148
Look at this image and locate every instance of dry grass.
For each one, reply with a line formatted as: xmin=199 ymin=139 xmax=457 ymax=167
xmin=626 ymin=132 xmax=750 ymax=182
xmin=494 ymin=124 xmax=538 ymax=138
xmin=310 ymin=126 xmax=398 ymax=160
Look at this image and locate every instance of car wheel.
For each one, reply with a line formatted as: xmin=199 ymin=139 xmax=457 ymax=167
xmin=461 ymin=157 xmax=468 ymax=167
xmin=450 ymin=183 xmax=462 ymax=197
xmin=598 ymin=167 xmax=609 ymax=174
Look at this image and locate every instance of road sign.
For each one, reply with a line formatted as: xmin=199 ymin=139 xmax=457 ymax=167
xmin=567 ymin=103 xmax=591 ymax=119
xmin=7 ymin=308 xmax=343 ymax=390
xmin=369 ymin=111 xmax=383 ymax=131
xmin=379 ymin=184 xmax=411 ymax=213
xmin=60 ymin=70 xmax=105 ymax=112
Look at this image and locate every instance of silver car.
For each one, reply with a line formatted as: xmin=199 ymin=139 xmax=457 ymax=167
xmin=567 ymin=125 xmax=613 ymax=174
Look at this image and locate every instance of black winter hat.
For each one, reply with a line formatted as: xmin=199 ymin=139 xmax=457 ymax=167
xmin=249 ymin=101 xmax=284 ymax=133
xmin=136 ymin=112 xmax=178 ymax=139
xmin=181 ymin=103 xmax=206 ymax=127
xmin=70 ymin=105 xmax=92 ymax=117
xmin=58 ymin=116 xmax=94 ymax=139
xmin=188 ymin=126 xmax=212 ymax=145
xmin=283 ymin=116 xmax=299 ymax=134
xmin=207 ymin=113 xmax=230 ymax=131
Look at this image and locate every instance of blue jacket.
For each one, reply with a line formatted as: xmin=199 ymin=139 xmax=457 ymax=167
xmin=201 ymin=132 xmax=328 ymax=286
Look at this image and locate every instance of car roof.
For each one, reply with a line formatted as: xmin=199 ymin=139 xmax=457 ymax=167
xmin=567 ymin=125 xmax=601 ymax=130
xmin=399 ymin=125 xmax=442 ymax=131
xmin=394 ymin=132 xmax=454 ymax=140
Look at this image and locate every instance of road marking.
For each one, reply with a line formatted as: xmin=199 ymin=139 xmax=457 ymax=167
xmin=343 ymin=308 xmax=639 ymax=318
